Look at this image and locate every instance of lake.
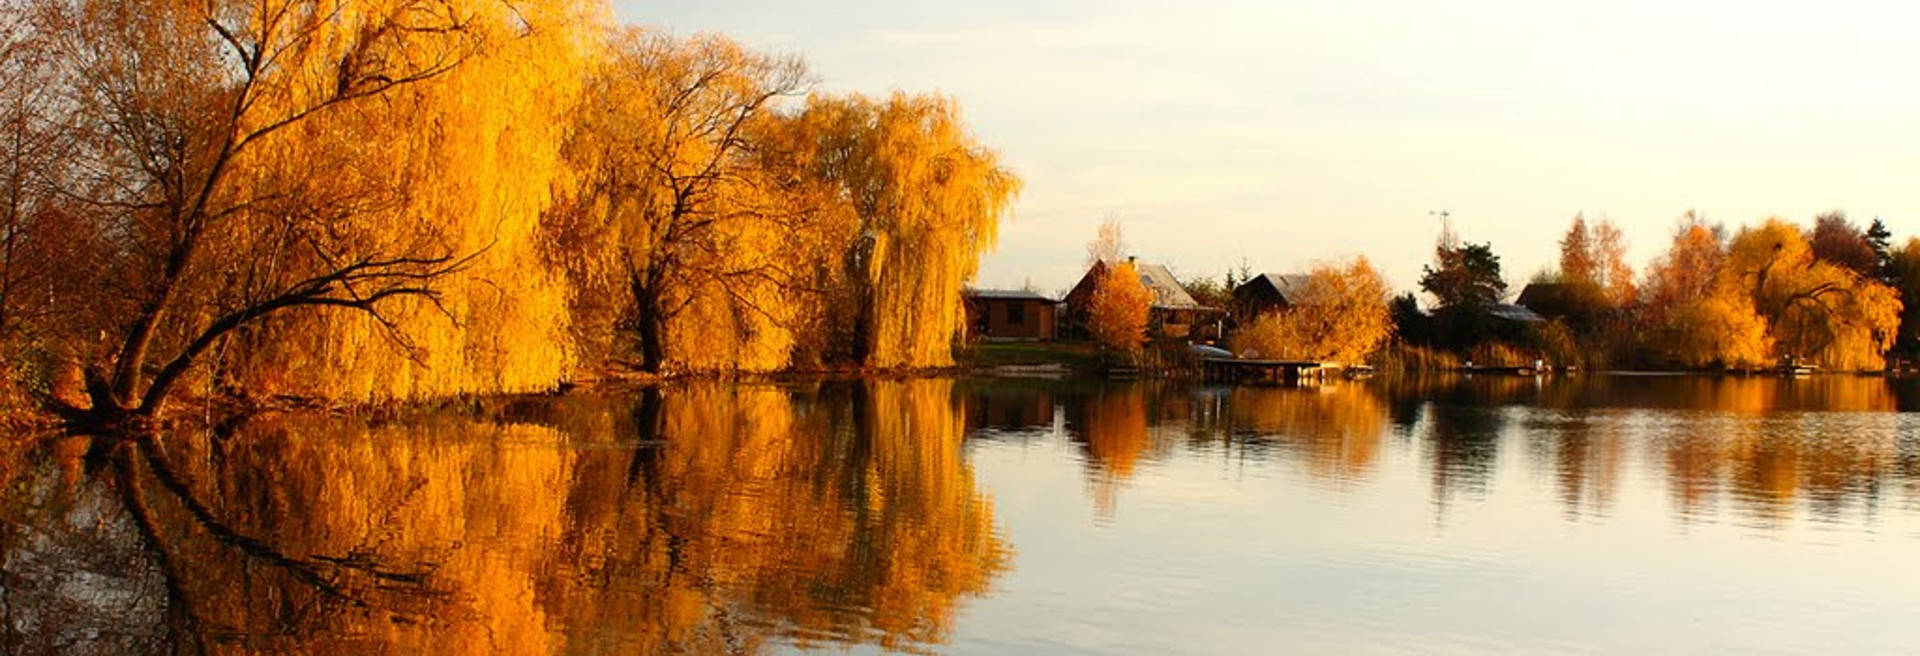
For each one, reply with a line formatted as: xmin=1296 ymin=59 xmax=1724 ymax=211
xmin=6 ymin=375 xmax=1920 ymax=654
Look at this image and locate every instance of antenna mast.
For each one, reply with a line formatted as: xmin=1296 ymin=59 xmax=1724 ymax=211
xmin=1430 ymin=210 xmax=1456 ymax=249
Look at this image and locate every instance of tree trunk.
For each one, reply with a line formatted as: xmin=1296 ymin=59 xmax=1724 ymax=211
xmin=108 ymin=294 xmax=171 ymax=409
xmin=631 ymin=274 xmax=667 ymax=374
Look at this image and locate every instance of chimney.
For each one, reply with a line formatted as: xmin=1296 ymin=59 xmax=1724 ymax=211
xmin=1127 ymin=255 xmax=1137 ymax=265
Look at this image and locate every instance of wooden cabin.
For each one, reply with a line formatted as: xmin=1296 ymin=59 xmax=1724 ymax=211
xmin=963 ymin=289 xmax=1058 ymax=341
xmin=1232 ymin=273 xmax=1312 ymax=319
xmin=1515 ymin=282 xmax=1576 ymax=320
xmin=1064 ymin=257 xmax=1224 ymax=341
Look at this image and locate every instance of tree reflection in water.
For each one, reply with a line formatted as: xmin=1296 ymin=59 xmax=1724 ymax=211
xmin=0 ymin=380 xmax=1007 ymax=654
xmin=1032 ymin=375 xmax=1920 ymax=530
xmin=8 ymin=375 xmax=1920 ymax=653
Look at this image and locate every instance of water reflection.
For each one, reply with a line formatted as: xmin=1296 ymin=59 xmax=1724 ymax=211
xmin=1000 ymin=375 xmax=1920 ymax=531
xmin=8 ymin=375 xmax=1920 ymax=653
xmin=0 ymin=380 xmax=1007 ymax=654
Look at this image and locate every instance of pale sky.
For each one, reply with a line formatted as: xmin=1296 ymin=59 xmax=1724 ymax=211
xmin=616 ymin=0 xmax=1920 ymax=297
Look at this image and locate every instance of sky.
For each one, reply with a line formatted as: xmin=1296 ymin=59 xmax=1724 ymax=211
xmin=614 ymin=0 xmax=1920 ymax=297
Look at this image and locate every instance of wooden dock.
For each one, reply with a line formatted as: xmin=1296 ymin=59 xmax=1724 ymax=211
xmin=1202 ymin=358 xmax=1328 ymax=384
xmin=1460 ymin=365 xmax=1538 ymax=376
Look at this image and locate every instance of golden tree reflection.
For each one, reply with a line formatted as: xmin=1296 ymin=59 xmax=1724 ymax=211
xmin=1067 ymin=386 xmax=1155 ymax=519
xmin=1225 ymin=385 xmax=1388 ymax=481
xmin=13 ymin=381 xmax=1006 ymax=654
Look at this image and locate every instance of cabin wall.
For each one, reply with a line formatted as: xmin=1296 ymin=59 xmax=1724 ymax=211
xmin=971 ymin=299 xmax=1057 ymax=340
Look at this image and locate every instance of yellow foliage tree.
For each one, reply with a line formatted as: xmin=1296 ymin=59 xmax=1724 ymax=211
xmin=547 ymin=28 xmax=816 ymax=375
xmin=812 ymin=93 xmax=1022 ymax=369
xmin=1725 ymin=218 xmax=1901 ymax=370
xmin=35 ymin=0 xmax=607 ymax=421
xmin=1229 ymin=257 xmax=1390 ymax=364
xmin=1647 ymin=216 xmax=1901 ymax=370
xmin=1088 ymin=261 xmax=1151 ymax=355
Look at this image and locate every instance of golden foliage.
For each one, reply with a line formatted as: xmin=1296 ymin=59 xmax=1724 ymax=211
xmin=1072 ymin=386 xmax=1155 ymax=519
xmin=1560 ymin=214 xmax=1635 ymax=308
xmin=1643 ymin=213 xmax=1725 ymax=309
xmin=1229 ymin=257 xmax=1390 ymax=364
xmin=810 ymin=93 xmax=1023 ymax=369
xmin=1654 ymin=289 xmax=1774 ymax=368
xmin=546 ymin=29 xmax=817 ymax=374
xmin=14 ymin=2 xmax=1019 ymax=415
xmin=1644 ymin=216 xmax=1901 ymax=370
xmin=1087 ymin=261 xmax=1151 ymax=354
xmin=1725 ymin=219 xmax=1901 ymax=370
xmin=80 ymin=381 xmax=1006 ymax=652
xmin=229 ymin=0 xmax=603 ymax=401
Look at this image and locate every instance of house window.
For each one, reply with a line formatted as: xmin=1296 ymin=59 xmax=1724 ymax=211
xmin=1006 ymin=302 xmax=1026 ymax=326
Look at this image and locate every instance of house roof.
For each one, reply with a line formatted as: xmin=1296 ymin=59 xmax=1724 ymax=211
xmin=965 ymin=288 xmax=1055 ymax=302
xmin=1135 ymin=263 xmax=1204 ymax=309
xmin=1248 ymin=273 xmax=1313 ymax=304
xmin=1515 ymin=282 xmax=1569 ymax=308
xmin=1489 ymin=303 xmax=1546 ymax=323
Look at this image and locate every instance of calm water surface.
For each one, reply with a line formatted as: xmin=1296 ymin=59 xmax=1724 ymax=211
xmin=7 ymin=375 xmax=1920 ymax=654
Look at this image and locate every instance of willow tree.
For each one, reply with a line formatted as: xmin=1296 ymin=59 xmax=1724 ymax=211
xmin=796 ymin=93 xmax=1021 ymax=369
xmin=38 ymin=0 xmax=601 ymax=424
xmin=1725 ymin=218 xmax=1900 ymax=370
xmin=549 ymin=29 xmax=810 ymax=374
xmin=228 ymin=0 xmax=600 ymax=401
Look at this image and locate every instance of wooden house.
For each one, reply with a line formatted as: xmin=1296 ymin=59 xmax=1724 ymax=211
xmin=1232 ymin=273 xmax=1312 ymax=319
xmin=1064 ymin=257 xmax=1224 ymax=341
xmin=1515 ymin=282 xmax=1574 ymax=319
xmin=963 ymin=289 xmax=1058 ymax=341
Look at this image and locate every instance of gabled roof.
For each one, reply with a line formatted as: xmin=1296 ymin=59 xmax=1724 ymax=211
xmin=1246 ymin=273 xmax=1313 ymax=305
xmin=1489 ymin=303 xmax=1546 ymax=323
xmin=1134 ymin=263 xmax=1203 ymax=309
xmin=1515 ymin=282 xmax=1570 ymax=308
xmin=965 ymin=288 xmax=1055 ymax=302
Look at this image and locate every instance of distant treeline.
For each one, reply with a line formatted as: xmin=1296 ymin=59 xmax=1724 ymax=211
xmin=1219 ymin=212 xmax=1919 ymax=372
xmin=1156 ymin=211 xmax=1919 ymax=373
xmin=0 ymin=1 xmax=1017 ymax=424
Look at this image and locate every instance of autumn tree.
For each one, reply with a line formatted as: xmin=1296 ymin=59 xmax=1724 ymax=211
xmin=1642 ymin=211 xmax=1725 ymax=310
xmin=1726 ymin=218 xmax=1900 ymax=370
xmin=1087 ymin=260 xmax=1150 ymax=356
xmin=0 ymin=8 xmax=77 ymax=346
xmin=1560 ymin=213 xmax=1598 ymax=287
xmin=1644 ymin=214 xmax=1901 ymax=370
xmin=549 ymin=29 xmax=810 ymax=374
xmin=1548 ymin=215 xmax=1608 ymax=329
xmin=1555 ymin=213 xmax=1635 ymax=312
xmin=28 ymin=0 xmax=584 ymax=427
xmin=1642 ymin=213 xmax=1764 ymax=367
xmin=1809 ymin=211 xmax=1879 ymax=278
xmin=790 ymin=93 xmax=1021 ymax=369
xmin=1230 ymin=257 xmax=1391 ymax=364
xmin=1591 ymin=218 xmax=1636 ymax=307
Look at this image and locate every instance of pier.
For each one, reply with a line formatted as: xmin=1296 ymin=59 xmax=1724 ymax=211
xmin=1201 ymin=358 xmax=1329 ymax=384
